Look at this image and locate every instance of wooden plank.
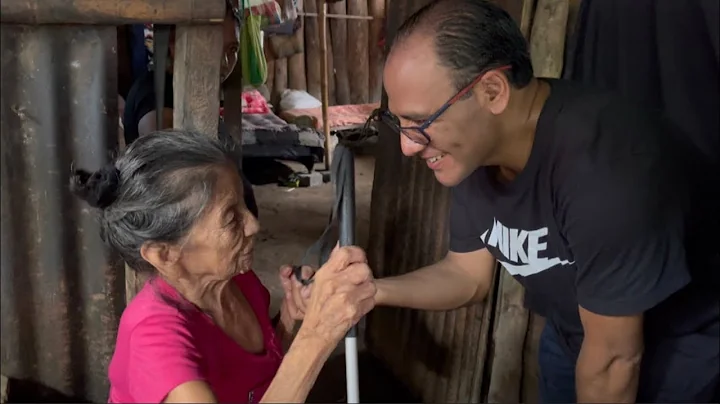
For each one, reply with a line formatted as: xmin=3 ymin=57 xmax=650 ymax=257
xmin=1 ymin=374 xmax=8 ymax=404
xmin=326 ymin=17 xmax=337 ymax=106
xmin=288 ymin=0 xmax=308 ymax=91
xmin=1 ymin=0 xmax=225 ymax=25
xmin=304 ymin=0 xmax=322 ymax=100
xmin=346 ymin=0 xmax=370 ymax=103
xmin=522 ymin=314 xmax=546 ymax=404
xmin=318 ymin=0 xmax=333 ymax=168
xmin=223 ymin=58 xmax=244 ymax=146
xmin=173 ymin=24 xmax=223 ymax=136
xmin=273 ymin=58 xmax=289 ymax=107
xmin=368 ymin=0 xmax=386 ymax=103
xmin=529 ymin=0 xmax=570 ymax=78
xmin=329 ymin=0 xmax=351 ymax=105
xmin=486 ymin=271 xmax=530 ymax=403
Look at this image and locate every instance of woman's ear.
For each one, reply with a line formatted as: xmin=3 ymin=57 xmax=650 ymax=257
xmin=140 ymin=241 xmax=181 ymax=275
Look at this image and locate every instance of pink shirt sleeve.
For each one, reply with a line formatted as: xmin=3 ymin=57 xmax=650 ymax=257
xmin=127 ymin=313 xmax=206 ymax=402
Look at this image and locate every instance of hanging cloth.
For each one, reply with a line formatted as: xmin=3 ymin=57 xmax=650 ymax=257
xmin=241 ymin=0 xmax=269 ymax=86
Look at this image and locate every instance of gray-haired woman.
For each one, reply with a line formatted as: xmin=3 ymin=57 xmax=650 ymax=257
xmin=71 ymin=130 xmax=375 ymax=403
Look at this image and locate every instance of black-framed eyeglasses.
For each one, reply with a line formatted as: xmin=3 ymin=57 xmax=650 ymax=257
xmin=376 ymin=65 xmax=512 ymax=146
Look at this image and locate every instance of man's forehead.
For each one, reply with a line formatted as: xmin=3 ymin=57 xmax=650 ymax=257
xmin=384 ymin=40 xmax=453 ymax=118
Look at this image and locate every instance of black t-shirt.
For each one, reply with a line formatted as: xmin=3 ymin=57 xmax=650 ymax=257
xmin=122 ymin=70 xmax=259 ymax=219
xmin=449 ymin=79 xmax=719 ymax=398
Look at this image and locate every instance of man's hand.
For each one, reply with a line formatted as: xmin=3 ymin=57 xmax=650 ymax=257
xmin=576 ymin=305 xmax=644 ymax=403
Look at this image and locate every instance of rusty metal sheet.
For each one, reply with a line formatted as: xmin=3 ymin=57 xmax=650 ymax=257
xmin=0 ymin=24 xmax=125 ymax=402
xmin=364 ymin=1 xmax=494 ymax=402
xmin=0 ymin=0 xmax=226 ymax=25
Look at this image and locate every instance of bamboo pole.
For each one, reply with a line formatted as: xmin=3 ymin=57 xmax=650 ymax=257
xmin=318 ymin=0 xmax=332 ymax=169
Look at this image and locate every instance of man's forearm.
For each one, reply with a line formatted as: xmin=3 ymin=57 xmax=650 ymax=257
xmin=375 ymin=260 xmax=487 ymax=311
xmin=260 ymin=330 xmax=333 ymax=403
xmin=576 ymin=344 xmax=641 ymax=403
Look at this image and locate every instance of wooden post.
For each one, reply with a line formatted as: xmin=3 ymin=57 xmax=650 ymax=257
xmin=368 ymin=0 xmax=386 ymax=103
xmin=329 ymin=0 xmax=351 ymax=105
xmin=318 ymin=0 xmax=332 ymax=169
xmin=173 ymin=24 xmax=224 ymax=136
xmin=287 ymin=0 xmax=307 ymax=91
xmin=529 ymin=0 xmax=570 ymax=78
xmin=223 ymin=55 xmax=244 ymax=146
xmin=304 ymin=0 xmax=322 ymax=100
xmin=346 ymin=0 xmax=370 ymax=104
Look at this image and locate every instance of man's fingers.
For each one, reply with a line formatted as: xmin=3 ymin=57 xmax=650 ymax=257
xmin=323 ymin=246 xmax=367 ymax=274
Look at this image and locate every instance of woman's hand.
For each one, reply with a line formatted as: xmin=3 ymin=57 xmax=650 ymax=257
xmin=297 ymin=245 xmax=377 ymax=345
xmin=278 ymin=265 xmax=313 ymax=322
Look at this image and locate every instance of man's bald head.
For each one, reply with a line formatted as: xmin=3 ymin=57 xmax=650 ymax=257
xmin=388 ymin=0 xmax=533 ymax=91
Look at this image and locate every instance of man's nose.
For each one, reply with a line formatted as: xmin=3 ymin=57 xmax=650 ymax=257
xmin=400 ymin=134 xmax=425 ymax=157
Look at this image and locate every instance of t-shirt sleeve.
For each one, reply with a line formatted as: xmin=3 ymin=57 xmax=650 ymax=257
xmin=560 ymin=151 xmax=691 ymax=317
xmin=127 ymin=313 xmax=206 ymax=402
xmin=448 ymin=186 xmax=486 ymax=253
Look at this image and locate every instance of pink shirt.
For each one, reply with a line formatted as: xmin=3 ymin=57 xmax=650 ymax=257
xmin=108 ymin=271 xmax=283 ymax=403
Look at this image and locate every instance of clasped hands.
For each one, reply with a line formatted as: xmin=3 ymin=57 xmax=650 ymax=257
xmin=277 ymin=245 xmax=376 ymax=344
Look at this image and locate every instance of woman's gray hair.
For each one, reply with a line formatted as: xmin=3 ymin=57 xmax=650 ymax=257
xmin=70 ymin=130 xmax=237 ymax=273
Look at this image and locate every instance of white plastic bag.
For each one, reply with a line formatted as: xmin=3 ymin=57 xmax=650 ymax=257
xmin=279 ymin=89 xmax=322 ymax=111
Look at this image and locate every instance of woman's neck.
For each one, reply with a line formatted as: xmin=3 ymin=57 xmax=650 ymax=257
xmin=168 ymin=275 xmax=233 ymax=314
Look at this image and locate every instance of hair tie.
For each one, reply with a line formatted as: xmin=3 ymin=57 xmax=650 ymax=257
xmin=88 ymin=165 xmax=121 ymax=209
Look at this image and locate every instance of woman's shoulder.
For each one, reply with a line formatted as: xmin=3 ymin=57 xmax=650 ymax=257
xmin=118 ymin=280 xmax=196 ymax=339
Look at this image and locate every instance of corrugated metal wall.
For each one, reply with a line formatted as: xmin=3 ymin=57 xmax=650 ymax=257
xmin=0 ymin=24 xmax=125 ymax=402
xmin=364 ymin=1 xmax=494 ymax=402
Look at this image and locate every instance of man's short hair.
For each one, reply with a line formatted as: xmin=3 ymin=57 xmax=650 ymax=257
xmin=392 ymin=0 xmax=534 ymax=90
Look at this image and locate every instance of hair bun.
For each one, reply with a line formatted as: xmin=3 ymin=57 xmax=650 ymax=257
xmin=70 ymin=165 xmax=121 ymax=209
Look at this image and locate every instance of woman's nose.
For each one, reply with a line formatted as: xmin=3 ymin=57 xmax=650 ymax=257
xmin=244 ymin=210 xmax=260 ymax=237
xmin=400 ymin=134 xmax=426 ymax=157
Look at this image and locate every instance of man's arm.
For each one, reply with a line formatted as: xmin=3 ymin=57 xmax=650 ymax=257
xmin=375 ymin=248 xmax=496 ymax=310
xmin=561 ymin=112 xmax=695 ymax=402
xmin=576 ymin=307 xmax=644 ymax=403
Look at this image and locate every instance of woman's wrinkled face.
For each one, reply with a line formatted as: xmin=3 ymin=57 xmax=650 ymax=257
xmin=178 ymin=165 xmax=260 ymax=280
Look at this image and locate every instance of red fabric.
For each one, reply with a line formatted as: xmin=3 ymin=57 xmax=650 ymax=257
xmin=220 ymin=90 xmax=271 ymax=118
xmin=108 ymin=271 xmax=283 ymax=403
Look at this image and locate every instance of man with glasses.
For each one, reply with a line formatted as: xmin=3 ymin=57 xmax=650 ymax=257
xmin=354 ymin=0 xmax=719 ymax=402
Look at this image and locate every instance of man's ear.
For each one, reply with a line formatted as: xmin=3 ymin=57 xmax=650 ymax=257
xmin=140 ymin=241 xmax=181 ymax=275
xmin=475 ymin=70 xmax=510 ymax=116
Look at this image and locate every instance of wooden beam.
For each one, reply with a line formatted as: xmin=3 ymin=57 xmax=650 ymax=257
xmin=318 ymin=0 xmax=333 ymax=169
xmin=0 ymin=0 xmax=225 ymax=25
xmin=299 ymin=12 xmax=374 ymax=20
xmin=529 ymin=0 xmax=570 ymax=78
xmin=173 ymin=24 xmax=224 ymax=136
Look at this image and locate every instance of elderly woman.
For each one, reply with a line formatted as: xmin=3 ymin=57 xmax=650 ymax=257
xmin=71 ymin=130 xmax=375 ymax=403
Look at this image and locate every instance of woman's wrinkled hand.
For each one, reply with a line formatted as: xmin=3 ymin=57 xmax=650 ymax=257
xmin=278 ymin=265 xmax=314 ymax=322
xmin=298 ymin=245 xmax=377 ymax=345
